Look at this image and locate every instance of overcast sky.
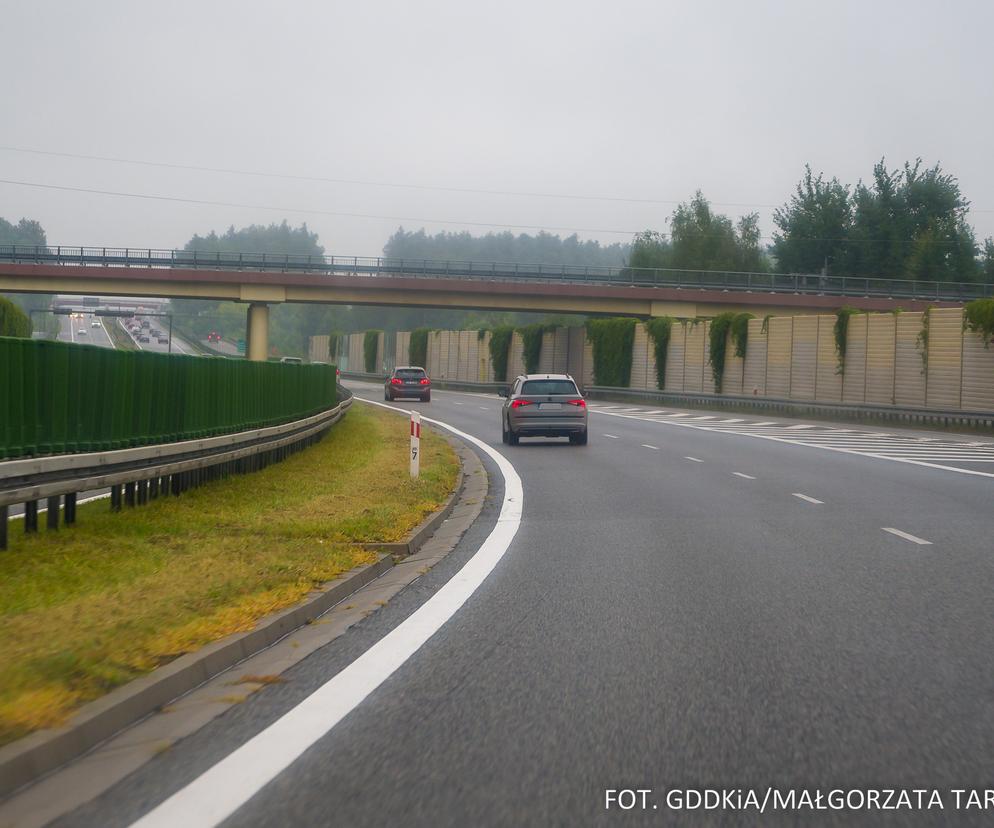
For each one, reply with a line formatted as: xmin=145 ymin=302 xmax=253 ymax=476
xmin=1 ymin=0 xmax=992 ymax=258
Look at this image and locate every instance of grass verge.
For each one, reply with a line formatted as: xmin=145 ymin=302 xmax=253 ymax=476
xmin=0 ymin=403 xmax=459 ymax=746
xmin=104 ymin=318 xmax=138 ymax=351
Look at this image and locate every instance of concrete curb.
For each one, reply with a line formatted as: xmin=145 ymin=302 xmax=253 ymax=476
xmin=0 ymin=426 xmax=469 ymax=800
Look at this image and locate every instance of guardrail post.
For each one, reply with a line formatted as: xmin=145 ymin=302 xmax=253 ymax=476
xmin=110 ymin=485 xmax=121 ymax=511
xmin=124 ymin=482 xmax=136 ymax=508
xmin=24 ymin=500 xmax=38 ymax=533
xmin=65 ymin=493 xmax=77 ymax=524
xmin=46 ymin=496 xmax=59 ymax=530
xmin=0 ymin=506 xmax=7 ymax=550
xmin=137 ymin=480 xmax=148 ymax=505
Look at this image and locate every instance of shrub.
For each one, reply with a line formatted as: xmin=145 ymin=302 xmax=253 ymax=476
xmin=363 ymin=330 xmax=381 ymax=373
xmin=489 ymin=325 xmax=514 ymax=382
xmin=327 ymin=331 xmax=344 ymax=360
xmin=644 ymin=317 xmax=673 ymax=389
xmin=964 ymin=298 xmax=994 ymax=349
xmin=0 ymin=297 xmax=31 ymax=338
xmin=730 ymin=312 xmax=753 ymax=359
xmin=518 ymin=324 xmax=545 ymax=374
xmin=833 ymin=307 xmax=860 ymax=375
xmin=707 ymin=312 xmax=736 ymax=392
xmin=585 ymin=318 xmax=636 ymax=387
xmin=409 ymin=327 xmax=430 ymax=367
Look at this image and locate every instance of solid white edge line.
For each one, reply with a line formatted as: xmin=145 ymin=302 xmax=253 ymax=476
xmin=129 ymin=397 xmax=523 ymax=828
xmin=882 ymin=527 xmax=932 ymax=545
xmin=791 ymin=493 xmax=823 ymax=504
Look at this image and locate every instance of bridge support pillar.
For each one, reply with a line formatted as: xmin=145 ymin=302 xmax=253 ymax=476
xmin=246 ymin=303 xmax=269 ymax=362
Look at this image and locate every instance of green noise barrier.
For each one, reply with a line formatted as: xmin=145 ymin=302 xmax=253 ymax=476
xmin=0 ymin=337 xmax=337 ymax=460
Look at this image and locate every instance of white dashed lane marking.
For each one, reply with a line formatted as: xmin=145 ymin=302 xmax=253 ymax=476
xmin=588 ymin=405 xmax=994 ymax=478
xmin=733 ymin=472 xmax=756 ymax=480
xmin=603 ymin=434 xmax=619 ymax=439
xmin=792 ymin=493 xmax=824 ymax=504
xmin=882 ymin=528 xmax=932 ymax=546
xmin=684 ymin=456 xmax=703 ymax=463
xmin=641 ymin=444 xmax=659 ymax=450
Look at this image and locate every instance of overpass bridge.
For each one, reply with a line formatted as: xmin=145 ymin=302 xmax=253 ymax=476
xmin=1 ymin=245 xmax=985 ymax=360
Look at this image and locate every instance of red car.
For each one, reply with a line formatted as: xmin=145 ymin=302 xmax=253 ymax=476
xmin=207 ymin=331 xmax=221 ymax=343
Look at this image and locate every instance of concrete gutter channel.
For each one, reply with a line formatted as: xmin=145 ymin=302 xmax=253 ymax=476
xmin=0 ymin=426 xmax=487 ymax=815
xmin=341 ymin=371 xmax=994 ymax=433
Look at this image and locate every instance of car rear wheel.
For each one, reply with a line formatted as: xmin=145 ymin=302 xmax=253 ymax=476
xmin=569 ymin=430 xmax=588 ymax=446
xmin=422 ymin=392 xmax=431 ymax=402
xmin=384 ymin=390 xmax=392 ymax=401
xmin=507 ymin=427 xmax=519 ymax=446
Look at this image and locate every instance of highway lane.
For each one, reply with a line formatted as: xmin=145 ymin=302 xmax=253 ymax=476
xmin=118 ymin=317 xmax=197 ymax=355
xmin=49 ymin=382 xmax=994 ymax=827
xmin=56 ymin=312 xmax=115 ymax=349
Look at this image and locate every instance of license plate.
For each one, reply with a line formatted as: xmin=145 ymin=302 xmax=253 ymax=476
xmin=539 ymin=403 xmax=562 ymax=410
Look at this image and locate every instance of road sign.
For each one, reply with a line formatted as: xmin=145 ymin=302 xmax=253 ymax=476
xmin=410 ymin=411 xmax=421 ymax=479
xmin=237 ymin=339 xmax=246 ymax=354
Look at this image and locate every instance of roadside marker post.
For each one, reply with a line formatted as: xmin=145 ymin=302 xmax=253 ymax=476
xmin=410 ymin=411 xmax=421 ymax=479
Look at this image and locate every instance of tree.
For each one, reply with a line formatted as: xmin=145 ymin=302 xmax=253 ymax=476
xmin=628 ymin=231 xmax=672 ymax=270
xmin=383 ymin=227 xmax=629 ymax=267
xmin=667 ymin=192 xmax=768 ymax=272
xmin=982 ymin=238 xmax=994 ymax=282
xmin=1 ymin=216 xmax=53 ymax=334
xmin=772 ymin=166 xmax=851 ymax=273
xmin=172 ymin=221 xmax=329 ymax=356
xmin=844 ymin=159 xmax=977 ymax=282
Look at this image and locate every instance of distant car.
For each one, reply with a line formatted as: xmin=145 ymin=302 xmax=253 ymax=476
xmin=207 ymin=331 xmax=221 ymax=343
xmin=91 ymin=321 xmax=100 ymax=328
xmin=500 ymin=373 xmax=588 ymax=446
xmin=138 ymin=334 xmax=150 ymax=343
xmin=385 ymin=366 xmax=431 ymax=402
xmin=279 ymin=356 xmax=303 ymax=364
xmin=77 ymin=329 xmax=87 ymax=336
xmin=157 ymin=336 xmax=168 ymax=344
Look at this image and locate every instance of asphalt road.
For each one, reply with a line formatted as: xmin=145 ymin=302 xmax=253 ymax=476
xmin=48 ymin=381 xmax=994 ymax=826
xmin=56 ymin=312 xmax=115 ymax=348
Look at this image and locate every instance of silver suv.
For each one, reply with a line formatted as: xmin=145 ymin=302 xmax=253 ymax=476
xmin=499 ymin=374 xmax=588 ymax=445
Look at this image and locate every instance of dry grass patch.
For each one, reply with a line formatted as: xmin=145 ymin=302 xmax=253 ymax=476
xmin=0 ymin=403 xmax=458 ymax=745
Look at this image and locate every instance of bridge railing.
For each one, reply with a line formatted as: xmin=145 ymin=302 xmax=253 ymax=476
xmin=1 ymin=244 xmax=991 ymax=302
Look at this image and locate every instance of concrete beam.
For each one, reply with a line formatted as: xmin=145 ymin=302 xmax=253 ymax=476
xmin=0 ymin=262 xmax=963 ymax=319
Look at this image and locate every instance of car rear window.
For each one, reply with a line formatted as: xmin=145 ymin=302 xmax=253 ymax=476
xmin=395 ymin=369 xmax=426 ymax=378
xmin=520 ymin=379 xmax=579 ymax=396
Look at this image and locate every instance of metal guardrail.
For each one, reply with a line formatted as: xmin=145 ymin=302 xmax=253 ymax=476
xmin=1 ymin=244 xmax=990 ymax=302
xmin=0 ymin=392 xmax=352 ymax=550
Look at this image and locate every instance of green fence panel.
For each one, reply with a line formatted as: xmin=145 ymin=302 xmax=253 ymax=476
xmin=0 ymin=338 xmax=339 ymax=460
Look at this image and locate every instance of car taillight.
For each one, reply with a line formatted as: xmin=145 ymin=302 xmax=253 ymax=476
xmin=420 ymin=378 xmax=430 ymax=385
xmin=390 ymin=378 xmax=402 ymax=385
xmin=510 ymin=399 xmax=533 ymax=409
xmin=566 ymin=399 xmax=586 ymax=407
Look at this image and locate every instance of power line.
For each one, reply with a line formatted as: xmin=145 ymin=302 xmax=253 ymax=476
xmin=0 ymin=144 xmax=777 ymax=210
xmin=0 ymin=177 xmax=983 ymax=248
xmin=0 ymin=178 xmax=641 ymax=236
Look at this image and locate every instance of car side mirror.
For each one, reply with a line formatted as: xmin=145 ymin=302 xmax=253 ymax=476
xmin=498 ymin=387 xmax=509 ymax=398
